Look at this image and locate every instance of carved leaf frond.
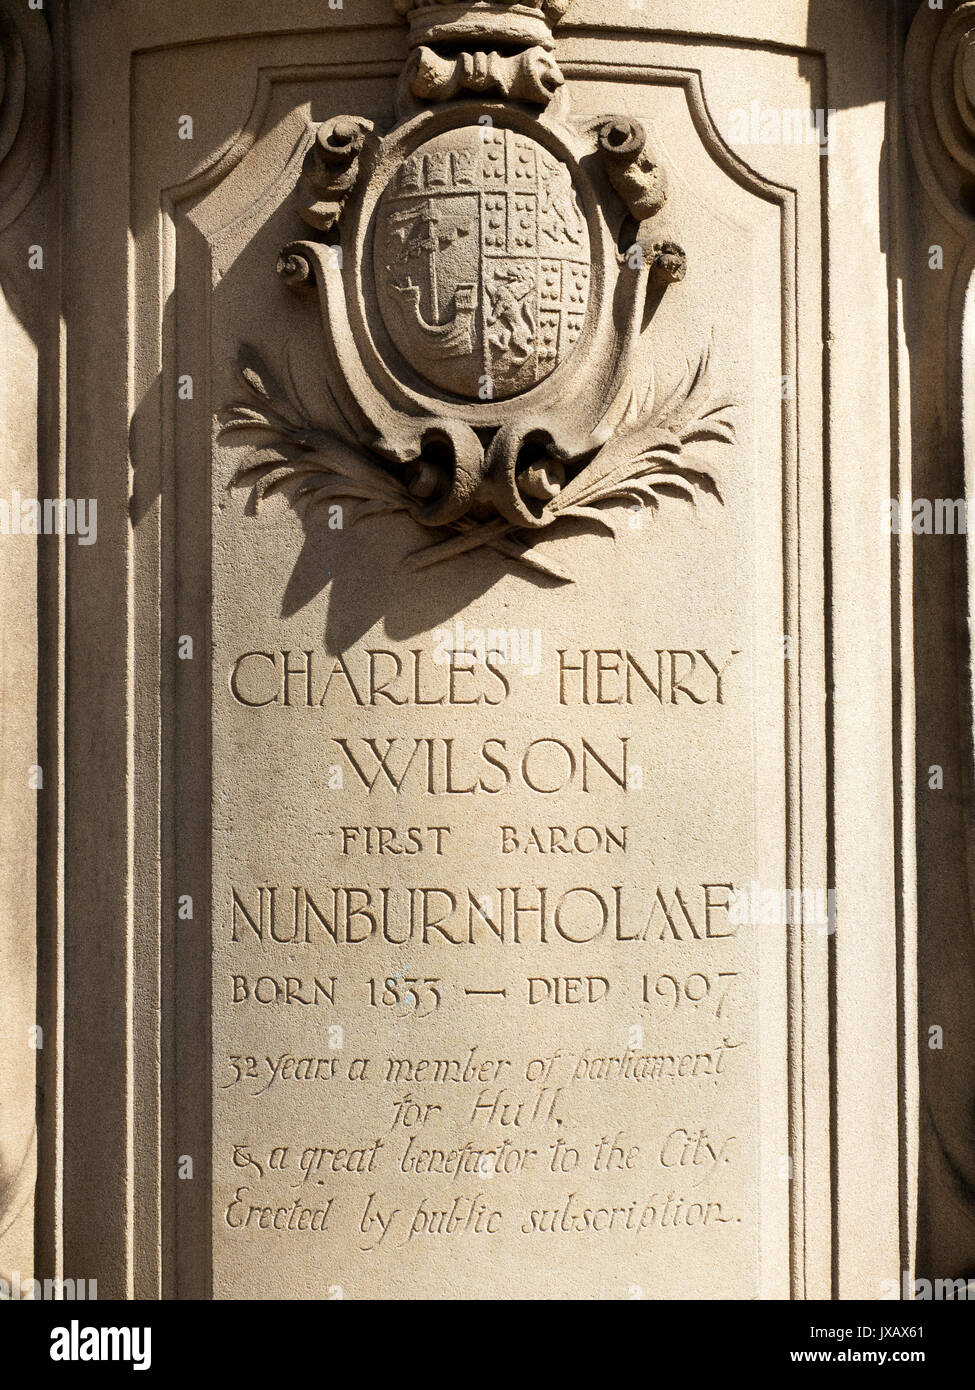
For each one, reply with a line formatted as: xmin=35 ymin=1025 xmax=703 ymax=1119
xmin=236 ymin=345 xmax=305 ymax=426
xmin=550 ymin=437 xmax=678 ymax=512
xmin=626 ymin=438 xmax=684 ymax=468
xmin=296 ymin=445 xmax=411 ymax=505
xmin=217 ymin=405 xmax=284 ymax=432
xmin=254 ymin=465 xmax=331 ymax=503
xmin=553 ymin=505 xmax=620 ymax=537
xmin=283 ymin=341 xmax=314 ymax=424
xmin=293 ymin=478 xmax=374 ymax=502
xmin=231 ymin=447 xmax=313 ymax=486
xmin=676 ymin=403 xmax=738 ymax=448
xmin=649 ymin=350 xmax=703 ymax=429
xmin=218 ymin=334 xmax=734 ymax=581
xmin=602 ymin=468 xmax=722 ymax=507
xmin=347 ymin=498 xmax=408 ymax=522
xmin=548 ymin=342 xmax=734 ymax=521
xmin=664 ymin=464 xmax=724 ymax=503
xmin=643 ymin=479 xmax=697 ymax=502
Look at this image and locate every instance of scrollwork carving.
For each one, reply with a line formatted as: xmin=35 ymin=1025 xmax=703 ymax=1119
xmin=907 ymin=0 xmax=975 ymax=227
xmin=409 ymin=45 xmax=564 ymax=105
xmin=219 ymin=0 xmax=734 ymax=582
xmin=296 ymin=116 xmax=373 ymax=232
xmin=0 ymin=4 xmax=52 ymax=231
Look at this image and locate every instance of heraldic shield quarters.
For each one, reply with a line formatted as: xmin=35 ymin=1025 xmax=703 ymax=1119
xmin=219 ymin=0 xmax=740 ymax=583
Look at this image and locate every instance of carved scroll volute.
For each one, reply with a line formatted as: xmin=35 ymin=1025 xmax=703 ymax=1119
xmin=0 ymin=4 xmax=52 ymax=231
xmin=906 ymin=0 xmax=975 ymax=229
xmin=220 ymin=1 xmax=736 ymax=584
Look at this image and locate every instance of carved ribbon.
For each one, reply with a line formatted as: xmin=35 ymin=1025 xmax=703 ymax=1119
xmin=410 ymin=45 xmax=564 ymax=105
xmin=297 ymin=117 xmax=372 ymax=233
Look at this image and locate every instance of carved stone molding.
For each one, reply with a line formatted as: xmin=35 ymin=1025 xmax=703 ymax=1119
xmin=906 ymin=0 xmax=975 ymax=228
xmin=0 ymin=3 xmax=52 ymax=232
xmin=906 ymin=0 xmax=975 ymax=1282
xmin=0 ymin=0 xmax=54 ymax=1292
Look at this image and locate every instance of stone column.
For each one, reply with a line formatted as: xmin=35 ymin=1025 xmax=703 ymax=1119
xmin=906 ymin=0 xmax=975 ymax=1289
xmin=0 ymin=0 xmax=55 ymax=1292
xmin=3 ymin=0 xmax=973 ymax=1300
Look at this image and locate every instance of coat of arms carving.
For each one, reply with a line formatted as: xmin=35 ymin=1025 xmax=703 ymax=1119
xmin=220 ymin=0 xmax=737 ymax=582
xmin=373 ymin=126 xmax=589 ymax=399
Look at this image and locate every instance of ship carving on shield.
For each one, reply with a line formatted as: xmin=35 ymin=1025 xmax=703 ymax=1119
xmin=221 ymin=0 xmax=740 ymax=583
xmin=386 ymin=201 xmax=477 ymax=360
xmin=374 ymin=128 xmax=590 ymax=399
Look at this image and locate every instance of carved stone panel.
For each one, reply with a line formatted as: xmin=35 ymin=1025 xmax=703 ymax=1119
xmin=17 ymin=0 xmax=923 ymax=1305
xmin=178 ymin=3 xmax=812 ymax=1300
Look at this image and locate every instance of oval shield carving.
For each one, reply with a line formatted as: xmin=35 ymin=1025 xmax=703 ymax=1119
xmin=373 ymin=124 xmax=590 ymax=400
